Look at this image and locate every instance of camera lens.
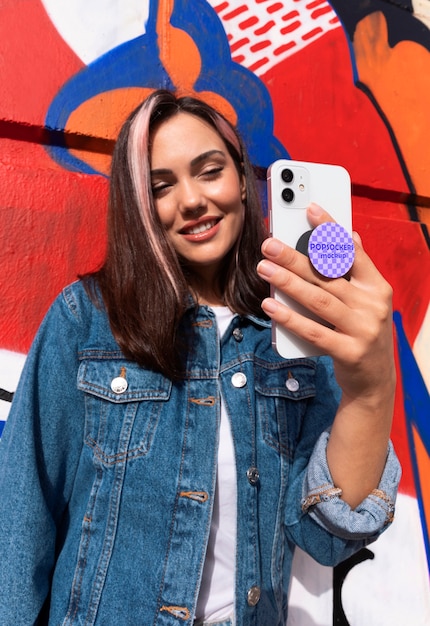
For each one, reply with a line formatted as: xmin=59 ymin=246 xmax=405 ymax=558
xmin=282 ymin=188 xmax=295 ymax=203
xmin=281 ymin=168 xmax=293 ymax=183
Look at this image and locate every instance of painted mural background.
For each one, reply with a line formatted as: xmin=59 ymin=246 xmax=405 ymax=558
xmin=0 ymin=0 xmax=429 ymax=623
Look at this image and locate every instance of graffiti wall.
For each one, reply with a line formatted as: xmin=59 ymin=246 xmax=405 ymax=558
xmin=0 ymin=0 xmax=429 ymax=623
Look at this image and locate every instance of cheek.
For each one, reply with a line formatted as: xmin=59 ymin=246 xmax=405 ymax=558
xmin=155 ymin=201 xmax=175 ymax=230
xmin=214 ymin=183 xmax=244 ymax=215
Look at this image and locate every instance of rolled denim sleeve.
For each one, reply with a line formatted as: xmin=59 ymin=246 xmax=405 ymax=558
xmin=283 ymin=356 xmax=401 ymax=567
xmin=302 ymin=430 xmax=401 ymax=539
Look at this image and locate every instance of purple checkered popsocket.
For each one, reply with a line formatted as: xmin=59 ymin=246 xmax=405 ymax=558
xmin=308 ymin=222 xmax=355 ymax=278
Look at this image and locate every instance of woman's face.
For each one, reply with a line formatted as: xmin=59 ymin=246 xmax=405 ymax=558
xmin=150 ymin=112 xmax=246 ymax=283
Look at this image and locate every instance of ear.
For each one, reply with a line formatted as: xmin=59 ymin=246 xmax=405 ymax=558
xmin=240 ymin=172 xmax=246 ymax=202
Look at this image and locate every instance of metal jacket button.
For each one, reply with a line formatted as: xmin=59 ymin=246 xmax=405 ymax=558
xmin=247 ymin=585 xmax=261 ymax=606
xmin=111 ymin=376 xmax=128 ymax=394
xmin=233 ymin=327 xmax=243 ymax=342
xmin=231 ymin=372 xmax=247 ymax=388
xmin=286 ymin=375 xmax=299 ymax=392
xmin=247 ymin=467 xmax=260 ymax=486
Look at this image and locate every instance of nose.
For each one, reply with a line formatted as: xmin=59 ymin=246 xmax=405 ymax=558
xmin=177 ymin=177 xmax=206 ymax=215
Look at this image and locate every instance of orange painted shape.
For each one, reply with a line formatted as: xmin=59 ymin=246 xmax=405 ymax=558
xmin=65 ymin=88 xmax=155 ymax=175
xmin=412 ymin=424 xmax=430 ymax=546
xmin=156 ymin=0 xmax=201 ymax=89
xmin=65 ymin=86 xmax=237 ymax=176
xmin=62 ymin=0 xmax=240 ymax=176
xmin=354 ymin=12 xmax=430 ymax=215
xmin=176 ymin=89 xmax=237 ymax=126
xmin=154 ymin=0 xmax=237 ymax=124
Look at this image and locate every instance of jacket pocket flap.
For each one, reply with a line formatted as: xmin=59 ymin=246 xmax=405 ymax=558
xmin=77 ymin=359 xmax=172 ymax=403
xmin=254 ymin=359 xmax=316 ymax=400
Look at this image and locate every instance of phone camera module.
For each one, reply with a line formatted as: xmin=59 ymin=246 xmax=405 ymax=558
xmin=282 ymin=188 xmax=294 ymax=203
xmin=281 ymin=168 xmax=293 ymax=183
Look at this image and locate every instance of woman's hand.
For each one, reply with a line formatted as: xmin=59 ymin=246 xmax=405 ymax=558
xmin=257 ymin=203 xmax=396 ymax=507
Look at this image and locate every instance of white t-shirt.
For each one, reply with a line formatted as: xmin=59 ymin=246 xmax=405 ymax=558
xmin=195 ymin=307 xmax=237 ymax=622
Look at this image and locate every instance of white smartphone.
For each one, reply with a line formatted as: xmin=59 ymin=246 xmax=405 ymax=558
xmin=267 ymin=159 xmax=352 ymax=359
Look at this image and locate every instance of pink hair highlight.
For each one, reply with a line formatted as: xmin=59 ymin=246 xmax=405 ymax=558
xmin=127 ymin=99 xmax=181 ymax=299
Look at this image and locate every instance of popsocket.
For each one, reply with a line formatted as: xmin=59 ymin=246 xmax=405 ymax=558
xmin=307 ymin=222 xmax=355 ymax=278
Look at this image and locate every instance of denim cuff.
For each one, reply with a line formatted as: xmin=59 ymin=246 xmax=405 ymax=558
xmin=301 ymin=430 xmax=401 ymax=540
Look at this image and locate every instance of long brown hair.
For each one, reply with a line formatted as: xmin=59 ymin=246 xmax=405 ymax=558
xmin=87 ymin=90 xmax=269 ymax=378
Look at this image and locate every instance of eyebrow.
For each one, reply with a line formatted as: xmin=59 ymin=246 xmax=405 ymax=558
xmin=150 ymin=149 xmax=226 ymax=176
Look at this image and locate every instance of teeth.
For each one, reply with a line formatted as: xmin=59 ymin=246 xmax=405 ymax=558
xmin=187 ymin=221 xmax=215 ymax=235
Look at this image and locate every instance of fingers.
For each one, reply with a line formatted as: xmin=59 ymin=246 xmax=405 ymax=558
xmin=257 ymin=253 xmax=350 ymax=336
xmin=260 ymin=292 xmax=346 ymax=356
xmin=258 ymin=234 xmax=385 ymax=327
xmin=307 ymin=202 xmax=335 ymax=227
xmin=348 ymin=231 xmax=384 ymax=288
xmin=258 ymin=210 xmax=395 ymax=401
xmin=259 ymin=236 xmax=350 ymax=301
xmin=257 ymin=230 xmax=394 ymax=369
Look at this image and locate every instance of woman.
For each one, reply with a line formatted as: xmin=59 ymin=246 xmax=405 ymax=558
xmin=0 ymin=90 xmax=400 ymax=625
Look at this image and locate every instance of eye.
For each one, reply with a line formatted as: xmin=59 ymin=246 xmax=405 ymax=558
xmin=200 ymin=165 xmax=223 ymax=180
xmin=151 ymin=181 xmax=171 ymax=197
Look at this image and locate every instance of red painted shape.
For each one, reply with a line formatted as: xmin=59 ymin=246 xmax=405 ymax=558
xmin=250 ymin=40 xmax=271 ymax=52
xmin=255 ymin=20 xmax=276 ymax=35
xmin=224 ymin=5 xmax=248 ymax=20
xmin=392 ymin=329 xmax=415 ymax=496
xmin=239 ymin=16 xmax=259 ymax=29
xmin=302 ymin=27 xmax=324 ymax=40
xmin=0 ymin=1 xmax=98 ymax=353
xmin=267 ymin=3 xmax=284 ymax=15
xmin=280 ymin=21 xmax=302 ymax=35
xmin=0 ymin=141 xmax=108 ymax=354
xmin=354 ymin=213 xmax=428 ymax=497
xmin=262 ymin=29 xmax=410 ymax=196
xmin=0 ymin=0 xmax=84 ymax=126
xmin=281 ymin=11 xmax=300 ymax=21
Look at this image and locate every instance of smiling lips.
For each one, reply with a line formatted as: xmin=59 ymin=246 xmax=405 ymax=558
xmin=180 ymin=218 xmax=221 ymax=241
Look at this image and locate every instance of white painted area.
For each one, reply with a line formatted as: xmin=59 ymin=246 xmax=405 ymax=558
xmin=0 ymin=349 xmax=26 ymax=422
xmin=287 ymin=494 xmax=430 ymax=625
xmin=413 ymin=302 xmax=430 ymax=393
xmin=287 ymin=548 xmax=333 ymax=625
xmin=42 ymin=0 xmax=340 ymax=73
xmin=207 ymin=0 xmax=341 ymax=76
xmin=413 ymin=0 xmax=430 ymax=29
xmin=343 ymin=493 xmax=430 ymax=624
xmin=41 ymin=0 xmax=149 ymax=64
xmin=342 ymin=495 xmax=430 ymax=626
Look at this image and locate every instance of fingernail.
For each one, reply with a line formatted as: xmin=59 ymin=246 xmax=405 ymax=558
xmin=352 ymin=231 xmax=362 ymax=245
xmin=257 ymin=260 xmax=277 ymax=278
xmin=308 ymin=202 xmax=323 ymax=217
xmin=261 ymin=298 xmax=279 ymax=314
xmin=262 ymin=238 xmax=284 ymax=256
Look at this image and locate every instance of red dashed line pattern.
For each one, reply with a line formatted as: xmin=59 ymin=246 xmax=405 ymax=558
xmin=208 ymin=0 xmax=340 ymax=75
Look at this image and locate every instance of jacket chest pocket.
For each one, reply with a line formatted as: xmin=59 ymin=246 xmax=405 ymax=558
xmin=254 ymin=359 xmax=316 ymax=458
xmin=77 ymin=359 xmax=171 ymax=465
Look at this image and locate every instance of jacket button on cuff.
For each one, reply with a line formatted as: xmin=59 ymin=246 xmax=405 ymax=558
xmin=233 ymin=327 xmax=243 ymax=342
xmin=231 ymin=372 xmax=247 ymax=388
xmin=247 ymin=466 xmax=260 ymax=486
xmin=247 ymin=585 xmax=261 ymax=606
xmin=110 ymin=376 xmax=128 ymax=394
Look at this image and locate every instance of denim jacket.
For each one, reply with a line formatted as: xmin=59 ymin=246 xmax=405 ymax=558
xmin=0 ymin=281 xmax=400 ymax=626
